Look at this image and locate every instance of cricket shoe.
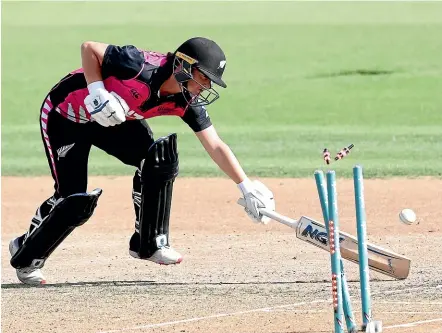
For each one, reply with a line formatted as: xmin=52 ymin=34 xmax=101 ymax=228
xmin=129 ymin=233 xmax=183 ymax=265
xmin=9 ymin=236 xmax=47 ymax=285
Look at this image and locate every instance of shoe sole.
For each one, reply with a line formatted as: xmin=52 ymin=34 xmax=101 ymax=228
xmin=17 ymin=277 xmax=47 ymax=286
xmin=129 ymin=250 xmax=183 ymax=265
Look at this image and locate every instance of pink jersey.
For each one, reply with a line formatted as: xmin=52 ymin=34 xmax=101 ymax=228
xmin=52 ymin=52 xmax=182 ymax=123
xmin=46 ymin=45 xmax=211 ymax=132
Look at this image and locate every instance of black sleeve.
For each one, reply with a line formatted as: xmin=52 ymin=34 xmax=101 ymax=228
xmin=101 ymin=45 xmax=144 ymax=80
xmin=181 ymin=105 xmax=212 ymax=132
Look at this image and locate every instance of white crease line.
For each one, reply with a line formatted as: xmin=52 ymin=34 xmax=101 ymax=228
xmin=382 ymin=311 xmax=442 ymax=314
xmin=96 ymin=285 xmax=436 ymax=333
xmin=268 ymin=309 xmax=442 ymax=315
xmin=96 ymin=300 xmax=328 ymax=333
xmin=376 ymin=301 xmax=442 ymax=305
xmin=384 ymin=317 xmax=442 ymax=329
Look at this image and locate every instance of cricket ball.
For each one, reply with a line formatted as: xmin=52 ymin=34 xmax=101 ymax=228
xmin=399 ymin=208 xmax=417 ymax=225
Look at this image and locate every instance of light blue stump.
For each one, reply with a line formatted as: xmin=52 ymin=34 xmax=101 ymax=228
xmin=353 ymin=165 xmax=372 ymax=328
xmin=315 ymin=171 xmax=357 ymax=333
xmin=326 ymin=171 xmax=344 ymax=333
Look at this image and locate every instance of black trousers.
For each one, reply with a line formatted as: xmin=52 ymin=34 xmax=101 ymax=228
xmin=26 ymin=110 xmax=154 ymax=240
xmin=43 ymin=111 xmax=154 ymax=197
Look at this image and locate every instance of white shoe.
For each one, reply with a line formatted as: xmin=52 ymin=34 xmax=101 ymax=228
xmin=9 ymin=237 xmax=46 ymax=285
xmin=130 ymin=246 xmax=183 ymax=265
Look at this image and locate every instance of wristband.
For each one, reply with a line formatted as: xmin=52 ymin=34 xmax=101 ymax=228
xmin=237 ymin=177 xmax=255 ymax=195
xmin=87 ymin=81 xmax=105 ymax=94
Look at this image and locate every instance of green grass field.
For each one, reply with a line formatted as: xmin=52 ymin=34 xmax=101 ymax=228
xmin=2 ymin=1 xmax=442 ymax=178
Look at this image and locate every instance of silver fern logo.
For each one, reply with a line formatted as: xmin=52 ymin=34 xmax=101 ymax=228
xmin=56 ymin=143 xmax=75 ymax=160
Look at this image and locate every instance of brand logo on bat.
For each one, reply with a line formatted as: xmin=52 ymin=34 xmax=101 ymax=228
xmin=388 ymin=258 xmax=395 ymax=274
xmin=300 ymin=224 xmax=345 ymax=245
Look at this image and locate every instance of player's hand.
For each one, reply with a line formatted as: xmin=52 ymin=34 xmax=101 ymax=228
xmin=237 ymin=179 xmax=275 ymax=224
xmin=84 ymin=81 xmax=128 ymax=127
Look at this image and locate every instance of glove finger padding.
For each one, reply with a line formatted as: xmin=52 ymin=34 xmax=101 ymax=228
xmin=105 ymin=92 xmax=127 ymax=125
xmin=241 ymin=181 xmax=275 ymax=224
xmin=243 ymin=195 xmax=261 ymax=224
xmin=252 ymin=180 xmax=275 ymax=224
xmin=89 ymin=111 xmax=108 ymax=127
xmin=110 ymin=92 xmax=130 ymax=121
xmin=245 ymin=208 xmax=260 ymax=224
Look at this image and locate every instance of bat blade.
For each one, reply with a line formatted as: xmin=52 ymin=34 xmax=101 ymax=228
xmin=237 ymin=199 xmax=411 ymax=279
xmin=296 ymin=216 xmax=411 ymax=279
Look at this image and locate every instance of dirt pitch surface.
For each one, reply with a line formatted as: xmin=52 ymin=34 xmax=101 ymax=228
xmin=2 ymin=176 xmax=442 ymax=333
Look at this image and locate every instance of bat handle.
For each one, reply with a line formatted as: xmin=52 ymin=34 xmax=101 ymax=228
xmin=237 ymin=198 xmax=298 ymax=226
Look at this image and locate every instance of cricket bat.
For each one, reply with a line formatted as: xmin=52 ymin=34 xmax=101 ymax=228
xmin=237 ymin=199 xmax=411 ymax=279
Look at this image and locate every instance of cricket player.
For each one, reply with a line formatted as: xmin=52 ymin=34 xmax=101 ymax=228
xmin=9 ymin=37 xmax=275 ymax=285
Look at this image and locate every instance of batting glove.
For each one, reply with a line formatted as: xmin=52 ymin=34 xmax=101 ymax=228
xmin=238 ymin=178 xmax=275 ymax=224
xmin=84 ymin=81 xmax=128 ymax=127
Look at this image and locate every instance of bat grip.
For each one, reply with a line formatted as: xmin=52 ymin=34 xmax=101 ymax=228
xmin=237 ymin=198 xmax=298 ymax=226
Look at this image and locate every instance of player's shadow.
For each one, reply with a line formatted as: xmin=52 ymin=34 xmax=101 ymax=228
xmin=1 ymin=280 xmax=156 ymax=289
xmin=1 ymin=278 xmax=391 ymax=289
